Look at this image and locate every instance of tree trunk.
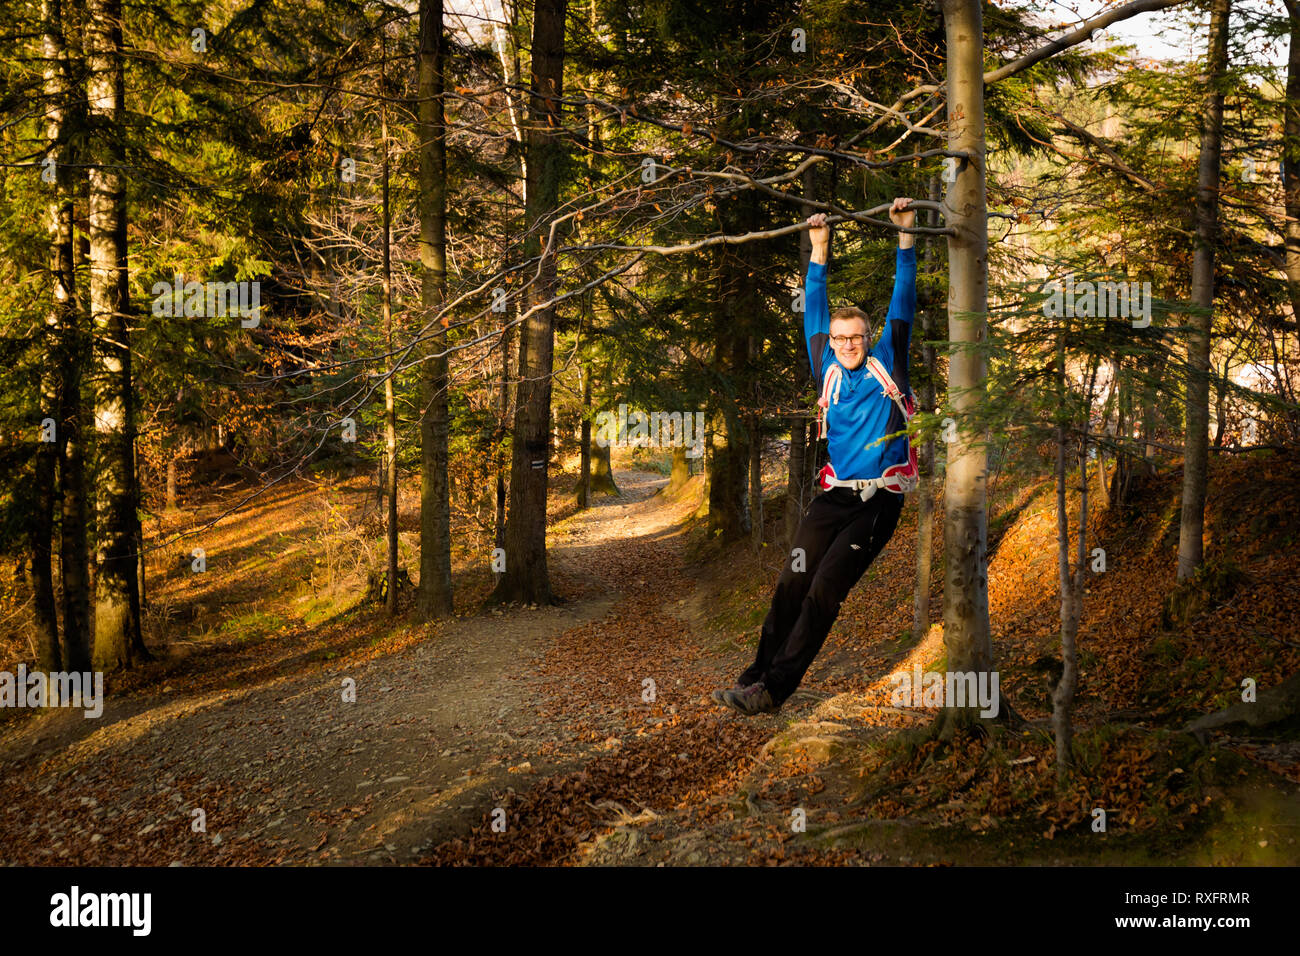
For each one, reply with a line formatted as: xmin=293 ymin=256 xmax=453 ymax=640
xmin=417 ymin=0 xmax=454 ymax=618
xmin=73 ymin=161 xmax=96 ymax=648
xmin=708 ymin=410 xmax=749 ymax=538
xmin=1283 ymin=0 xmax=1300 ymax=325
xmin=29 ymin=465 xmax=61 ymax=672
xmin=588 ymin=440 xmax=619 ymax=496
xmin=935 ymin=0 xmax=994 ymax=737
xmin=1177 ymin=0 xmax=1231 ymax=582
xmin=493 ymin=276 xmax=511 ymax=585
xmin=1092 ymin=357 xmax=1113 ymax=506
xmin=33 ymin=331 xmax=61 ymax=672
xmin=692 ymin=418 xmax=714 ymax=520
xmin=1051 ymin=337 xmax=1086 ymax=781
xmin=491 ymin=0 xmax=568 ymax=606
xmin=1098 ymin=358 xmax=1115 ymax=505
xmin=87 ymin=0 xmax=148 ymax=669
xmin=1110 ymin=362 xmax=1133 ymax=509
xmin=1052 ymin=373 xmax=1072 ymax=776
xmin=707 ymin=192 xmax=756 ymax=541
xmin=575 ymin=4 xmax=605 ymax=513
xmin=490 ymin=0 xmax=524 ymax=588
xmin=665 ymin=444 xmax=691 ymax=497
xmin=40 ymin=0 xmax=81 ymax=673
xmin=135 ymin=522 xmax=147 ymax=616
xmin=577 ymin=358 xmax=592 ymax=508
xmin=381 ymin=46 xmax=399 ymax=616
xmin=913 ymin=174 xmax=941 ymax=640
xmin=749 ymin=415 xmax=763 ymax=549
xmin=1212 ymin=357 xmax=1232 ymax=450
xmin=1140 ymin=348 xmax=1167 ymax=476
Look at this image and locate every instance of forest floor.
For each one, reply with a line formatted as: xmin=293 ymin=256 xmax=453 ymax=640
xmin=2 ymin=451 xmax=1299 ymax=866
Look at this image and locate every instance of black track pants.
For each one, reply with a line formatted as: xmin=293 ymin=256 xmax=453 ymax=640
xmin=738 ymin=485 xmax=904 ymax=705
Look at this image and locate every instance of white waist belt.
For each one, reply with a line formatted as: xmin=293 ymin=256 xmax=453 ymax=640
xmin=821 ymin=474 xmax=898 ymax=502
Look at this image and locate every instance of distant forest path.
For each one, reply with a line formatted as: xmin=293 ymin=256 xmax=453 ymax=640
xmin=0 ymin=468 xmax=787 ymax=865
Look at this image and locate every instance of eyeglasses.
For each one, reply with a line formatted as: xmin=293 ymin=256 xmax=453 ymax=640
xmin=830 ymin=334 xmax=865 ymax=347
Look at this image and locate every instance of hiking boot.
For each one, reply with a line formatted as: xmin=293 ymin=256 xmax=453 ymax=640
xmin=722 ymin=682 xmax=778 ymax=716
xmin=710 ymin=677 xmax=758 ymax=707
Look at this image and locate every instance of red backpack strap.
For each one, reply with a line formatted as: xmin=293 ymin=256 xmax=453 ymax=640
xmin=865 ymin=356 xmax=903 ymax=404
xmin=867 ymin=356 xmax=915 ymax=421
xmin=866 ymin=356 xmax=918 ymax=487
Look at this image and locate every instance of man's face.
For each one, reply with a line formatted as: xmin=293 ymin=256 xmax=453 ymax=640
xmin=830 ymin=318 xmax=868 ymax=370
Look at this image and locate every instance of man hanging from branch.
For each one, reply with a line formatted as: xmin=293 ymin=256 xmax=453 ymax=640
xmin=713 ymin=197 xmax=918 ymax=716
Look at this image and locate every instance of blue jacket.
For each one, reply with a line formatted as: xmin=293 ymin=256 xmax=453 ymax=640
xmin=805 ymin=245 xmax=916 ymax=480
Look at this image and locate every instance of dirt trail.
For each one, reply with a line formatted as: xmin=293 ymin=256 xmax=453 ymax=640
xmin=0 ymin=468 xmax=742 ymax=865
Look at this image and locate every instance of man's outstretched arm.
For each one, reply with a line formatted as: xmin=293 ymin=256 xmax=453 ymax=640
xmin=874 ymin=198 xmax=918 ymax=381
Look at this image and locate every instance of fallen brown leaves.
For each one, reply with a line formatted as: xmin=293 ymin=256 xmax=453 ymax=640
xmin=853 ymin=725 xmax=1248 ymax=839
